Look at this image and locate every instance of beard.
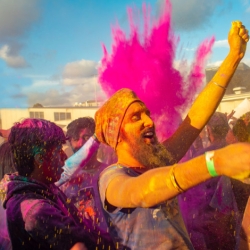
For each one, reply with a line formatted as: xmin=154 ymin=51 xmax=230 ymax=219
xmin=129 ymin=135 xmax=173 ymax=168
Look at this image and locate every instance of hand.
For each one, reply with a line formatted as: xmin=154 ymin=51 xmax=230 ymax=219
xmin=228 ymin=21 xmax=249 ymax=59
xmin=214 ymin=143 xmax=250 ymax=180
xmin=226 ymin=110 xmax=236 ymax=121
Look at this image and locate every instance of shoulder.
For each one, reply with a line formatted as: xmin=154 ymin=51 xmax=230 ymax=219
xmin=99 ymin=164 xmax=138 ymax=185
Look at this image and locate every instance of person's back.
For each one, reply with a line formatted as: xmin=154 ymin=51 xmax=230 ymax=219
xmin=3 ymin=174 xmax=93 ymax=249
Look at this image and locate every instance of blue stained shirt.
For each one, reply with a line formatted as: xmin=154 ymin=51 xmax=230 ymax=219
xmin=99 ymin=164 xmax=194 ymax=250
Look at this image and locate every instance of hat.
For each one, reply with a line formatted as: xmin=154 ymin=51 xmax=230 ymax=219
xmin=95 ymin=88 xmax=143 ymax=149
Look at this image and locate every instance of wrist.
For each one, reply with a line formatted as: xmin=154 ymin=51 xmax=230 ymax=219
xmin=227 ymin=50 xmax=243 ymax=63
xmin=205 ymin=151 xmax=219 ymax=177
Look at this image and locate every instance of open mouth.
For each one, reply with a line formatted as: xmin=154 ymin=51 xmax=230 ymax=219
xmin=142 ymin=129 xmax=156 ymax=143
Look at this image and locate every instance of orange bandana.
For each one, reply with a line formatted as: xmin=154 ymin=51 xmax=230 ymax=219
xmin=95 ymin=88 xmax=143 ymax=149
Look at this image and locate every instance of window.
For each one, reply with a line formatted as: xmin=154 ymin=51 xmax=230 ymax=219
xmin=30 ymin=112 xmax=44 ymax=119
xmin=54 ymin=112 xmax=71 ymax=121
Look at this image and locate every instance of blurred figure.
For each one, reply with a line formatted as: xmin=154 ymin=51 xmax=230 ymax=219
xmin=0 ymin=132 xmax=5 ymax=147
xmin=0 ymin=118 xmax=108 ymax=250
xmin=0 ymin=142 xmax=15 ymax=180
xmin=60 ymin=117 xmax=114 ymax=245
xmin=179 ymin=112 xmax=250 ymax=250
xmin=0 ymin=142 xmax=15 ymax=250
xmin=232 ymin=111 xmax=250 ymax=143
xmin=67 ymin=117 xmax=95 ymax=153
xmin=200 ymin=112 xmax=229 ymax=153
xmin=233 ymin=112 xmax=250 ymax=249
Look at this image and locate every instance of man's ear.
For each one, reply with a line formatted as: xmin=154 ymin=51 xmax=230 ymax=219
xmin=34 ymin=153 xmax=43 ymax=167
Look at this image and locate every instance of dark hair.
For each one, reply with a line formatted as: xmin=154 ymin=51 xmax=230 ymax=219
xmin=8 ymin=118 xmax=67 ymax=176
xmin=207 ymin=112 xmax=229 ymax=139
xmin=233 ymin=118 xmax=250 ymax=142
xmin=0 ymin=142 xmax=15 ymax=179
xmin=66 ymin=117 xmax=95 ymax=140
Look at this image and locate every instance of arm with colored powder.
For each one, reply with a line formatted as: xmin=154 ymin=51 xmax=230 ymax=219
xmin=162 ymin=21 xmax=249 ymax=164
xmin=104 ymin=143 xmax=250 ymax=208
xmin=56 ymin=135 xmax=100 ymax=187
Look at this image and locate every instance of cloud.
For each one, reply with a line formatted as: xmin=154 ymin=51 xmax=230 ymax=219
xmin=206 ymin=60 xmax=223 ymax=67
xmin=0 ymin=0 xmax=41 ymax=41
xmin=213 ymin=39 xmax=229 ymax=48
xmin=63 ymin=60 xmax=98 ymax=80
xmin=0 ymin=0 xmax=41 ymax=68
xmin=24 ymin=59 xmax=105 ymax=106
xmin=156 ymin=0 xmax=230 ymax=31
xmin=0 ymin=44 xmax=28 ymax=68
xmin=11 ymin=93 xmax=27 ymax=99
xmin=22 ymin=79 xmax=61 ymax=94
xmin=26 ymin=83 xmax=105 ymax=107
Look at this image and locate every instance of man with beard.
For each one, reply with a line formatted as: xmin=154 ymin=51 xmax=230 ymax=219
xmin=94 ymin=21 xmax=250 ymax=249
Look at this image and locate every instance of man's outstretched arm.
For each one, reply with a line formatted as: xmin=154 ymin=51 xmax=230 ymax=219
xmin=104 ymin=143 xmax=250 ymax=208
xmin=162 ymin=21 xmax=249 ymax=164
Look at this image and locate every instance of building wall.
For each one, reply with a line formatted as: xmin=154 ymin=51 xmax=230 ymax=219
xmin=1 ymin=92 xmax=250 ymax=129
xmin=217 ymin=92 xmax=250 ymax=114
xmin=0 ymin=107 xmax=98 ymax=129
xmin=0 ymin=109 xmax=29 ymax=129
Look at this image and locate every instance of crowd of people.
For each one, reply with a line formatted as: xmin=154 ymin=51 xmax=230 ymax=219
xmin=0 ymin=20 xmax=249 ymax=250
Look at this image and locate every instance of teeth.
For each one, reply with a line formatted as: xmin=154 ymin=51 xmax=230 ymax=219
xmin=145 ymin=132 xmax=153 ymax=136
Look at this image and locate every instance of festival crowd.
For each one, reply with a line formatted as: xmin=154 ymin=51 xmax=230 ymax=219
xmin=0 ymin=21 xmax=250 ymax=250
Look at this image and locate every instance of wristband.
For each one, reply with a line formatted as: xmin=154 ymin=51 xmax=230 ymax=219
xmin=205 ymin=151 xmax=218 ymax=177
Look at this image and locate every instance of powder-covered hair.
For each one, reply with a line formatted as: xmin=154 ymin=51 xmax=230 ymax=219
xmin=0 ymin=142 xmax=15 ymax=179
xmin=66 ymin=117 xmax=95 ymax=140
xmin=8 ymin=118 xmax=67 ymax=176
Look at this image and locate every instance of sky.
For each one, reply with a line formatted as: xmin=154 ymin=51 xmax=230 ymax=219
xmin=0 ymin=0 xmax=250 ymax=108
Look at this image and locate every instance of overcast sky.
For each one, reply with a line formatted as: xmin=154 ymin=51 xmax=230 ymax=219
xmin=0 ymin=0 xmax=249 ymax=108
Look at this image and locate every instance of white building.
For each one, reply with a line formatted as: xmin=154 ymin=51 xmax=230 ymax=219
xmin=0 ymin=106 xmax=99 ymax=130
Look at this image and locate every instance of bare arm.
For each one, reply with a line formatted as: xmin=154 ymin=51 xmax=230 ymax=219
xmin=106 ymin=143 xmax=250 ymax=208
xmin=162 ymin=21 xmax=249 ymax=164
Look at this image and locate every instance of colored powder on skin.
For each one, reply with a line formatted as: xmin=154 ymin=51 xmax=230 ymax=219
xmin=98 ymin=0 xmax=215 ymax=141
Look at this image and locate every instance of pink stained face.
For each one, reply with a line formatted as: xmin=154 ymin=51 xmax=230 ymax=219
xmin=69 ymin=128 xmax=93 ymax=152
xmin=42 ymin=144 xmax=67 ymax=183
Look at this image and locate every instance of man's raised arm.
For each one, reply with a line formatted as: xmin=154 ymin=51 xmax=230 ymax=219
xmin=163 ymin=21 xmax=249 ymax=164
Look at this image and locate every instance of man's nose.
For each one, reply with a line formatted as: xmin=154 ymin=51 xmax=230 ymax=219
xmin=142 ymin=113 xmax=154 ymax=127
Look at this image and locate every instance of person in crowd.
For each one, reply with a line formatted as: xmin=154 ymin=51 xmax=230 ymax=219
xmin=66 ymin=117 xmax=95 ymax=153
xmin=179 ymin=112 xmax=250 ymax=250
xmin=60 ymin=117 xmax=114 ymax=244
xmin=0 ymin=142 xmax=15 ymax=250
xmin=0 ymin=118 xmax=113 ymax=250
xmin=231 ymin=111 xmax=250 ymax=249
xmin=94 ymin=21 xmax=249 ymax=249
xmin=232 ymin=111 xmax=250 ymax=142
xmin=0 ymin=132 xmax=5 ymax=147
